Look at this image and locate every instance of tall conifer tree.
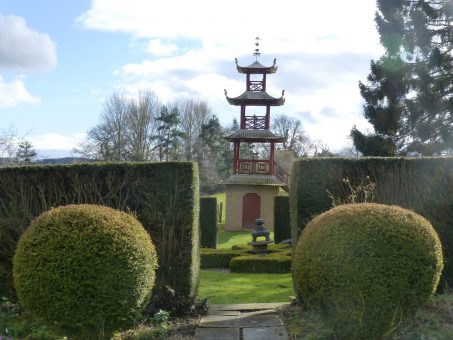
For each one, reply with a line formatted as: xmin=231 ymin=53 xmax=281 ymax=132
xmin=353 ymin=0 xmax=453 ymax=155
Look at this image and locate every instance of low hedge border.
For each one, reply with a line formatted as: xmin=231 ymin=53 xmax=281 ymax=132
xmin=201 ymin=244 xmax=292 ymax=272
xmin=230 ymin=254 xmax=292 ymax=273
xmin=200 ymin=249 xmax=246 ymax=268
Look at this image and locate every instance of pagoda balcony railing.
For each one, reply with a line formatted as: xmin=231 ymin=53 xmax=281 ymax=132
xmin=249 ymin=81 xmax=264 ymax=92
xmin=244 ymin=115 xmax=266 ymax=129
xmin=236 ymin=159 xmax=271 ymax=175
xmin=274 ymin=161 xmax=289 ymax=186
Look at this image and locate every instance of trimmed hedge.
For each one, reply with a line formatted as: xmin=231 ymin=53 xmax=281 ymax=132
xmin=200 ymin=249 xmax=245 ymax=268
xmin=201 ymin=244 xmax=292 ymax=271
xmin=291 ymin=157 xmax=453 ymax=289
xmin=274 ymin=196 xmax=291 ymax=243
xmin=200 ymin=197 xmax=217 ymax=248
xmin=294 ymin=203 xmax=443 ymax=339
xmin=230 ymin=254 xmax=291 ymax=273
xmin=0 ymin=162 xmax=199 ymax=309
xmin=13 ymin=205 xmax=158 ymax=338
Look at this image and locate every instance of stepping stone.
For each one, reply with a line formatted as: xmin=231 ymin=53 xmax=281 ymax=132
xmin=210 ymin=302 xmax=289 ymax=311
xmin=194 ymin=327 xmax=240 ymax=340
xmin=243 ymin=326 xmax=289 ymax=340
xmin=208 ymin=310 xmax=241 ymax=316
xmin=199 ymin=314 xmax=239 ymax=327
xmin=234 ymin=313 xmax=283 ymax=328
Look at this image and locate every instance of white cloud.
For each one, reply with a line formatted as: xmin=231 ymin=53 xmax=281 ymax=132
xmin=0 ymin=75 xmax=39 ymax=108
xmin=0 ymin=15 xmax=57 ymax=72
xmin=79 ymin=0 xmax=382 ymax=150
xmin=30 ymin=132 xmax=87 ymax=151
xmin=146 ymin=39 xmax=178 ymax=57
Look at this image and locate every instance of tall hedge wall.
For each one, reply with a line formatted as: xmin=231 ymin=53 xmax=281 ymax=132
xmin=0 ymin=162 xmax=200 ymax=303
xmin=200 ymin=197 xmax=217 ymax=248
xmin=274 ymin=196 xmax=291 ymax=243
xmin=290 ymin=157 xmax=453 ymax=289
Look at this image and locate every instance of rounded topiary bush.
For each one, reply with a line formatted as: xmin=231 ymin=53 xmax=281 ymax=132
xmin=13 ymin=204 xmax=158 ymax=338
xmin=294 ymin=203 xmax=443 ymax=339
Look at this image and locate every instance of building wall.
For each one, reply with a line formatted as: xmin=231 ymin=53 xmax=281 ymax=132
xmin=225 ymin=184 xmax=280 ymax=231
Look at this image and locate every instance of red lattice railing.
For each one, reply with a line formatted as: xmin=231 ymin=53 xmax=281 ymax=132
xmin=274 ymin=161 xmax=289 ymax=186
xmin=249 ymin=81 xmax=264 ymax=91
xmin=244 ymin=115 xmax=266 ymax=129
xmin=236 ymin=159 xmax=271 ymax=175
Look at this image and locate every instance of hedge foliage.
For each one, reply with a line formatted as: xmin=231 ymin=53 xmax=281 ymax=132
xmin=230 ymin=254 xmax=291 ymax=273
xmin=290 ymin=157 xmax=453 ymax=289
xmin=13 ymin=205 xmax=158 ymax=338
xmin=200 ymin=249 xmax=245 ymax=268
xmin=0 ymin=162 xmax=199 ymax=308
xmin=294 ymin=203 xmax=443 ymax=339
xmin=274 ymin=196 xmax=291 ymax=243
xmin=200 ymin=197 xmax=217 ymax=248
xmin=201 ymin=243 xmax=291 ymax=272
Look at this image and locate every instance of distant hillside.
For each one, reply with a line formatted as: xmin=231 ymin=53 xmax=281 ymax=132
xmin=0 ymin=157 xmax=93 ymax=166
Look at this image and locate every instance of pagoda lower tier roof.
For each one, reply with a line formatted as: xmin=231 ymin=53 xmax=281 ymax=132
xmin=222 ymin=174 xmax=284 ymax=186
xmin=235 ymin=58 xmax=278 ymax=74
xmin=226 ymin=129 xmax=285 ymax=142
xmin=225 ymin=90 xmax=285 ymax=106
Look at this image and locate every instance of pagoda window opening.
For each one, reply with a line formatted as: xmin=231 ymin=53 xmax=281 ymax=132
xmin=247 ymin=74 xmax=266 ymax=92
xmin=243 ymin=106 xmax=267 ymax=130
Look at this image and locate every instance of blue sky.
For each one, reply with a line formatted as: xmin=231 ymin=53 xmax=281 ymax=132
xmin=0 ymin=0 xmax=382 ymax=158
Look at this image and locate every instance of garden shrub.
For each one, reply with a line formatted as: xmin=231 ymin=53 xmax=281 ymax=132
xmin=13 ymin=204 xmax=158 ymax=338
xmin=0 ymin=162 xmax=199 ymax=311
xmin=293 ymin=203 xmax=443 ymax=339
xmin=290 ymin=157 xmax=453 ymax=289
xmin=274 ymin=196 xmax=291 ymax=243
xmin=230 ymin=254 xmax=291 ymax=273
xmin=200 ymin=197 xmax=217 ymax=248
xmin=200 ymin=249 xmax=245 ymax=268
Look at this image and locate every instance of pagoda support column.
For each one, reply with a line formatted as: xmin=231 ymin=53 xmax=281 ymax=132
xmin=240 ymin=106 xmax=246 ymax=129
xmin=265 ymin=106 xmax=270 ymax=129
xmin=270 ymin=142 xmax=275 ymax=175
xmin=233 ymin=141 xmax=240 ymax=174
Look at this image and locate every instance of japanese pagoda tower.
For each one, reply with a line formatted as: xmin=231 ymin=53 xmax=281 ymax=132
xmin=223 ymin=39 xmax=289 ymax=231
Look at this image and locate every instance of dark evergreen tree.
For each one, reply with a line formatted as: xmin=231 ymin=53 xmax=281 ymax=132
xmin=16 ymin=140 xmax=37 ymax=163
xmin=198 ymin=115 xmax=231 ymax=193
xmin=354 ymin=0 xmax=453 ymax=156
xmin=153 ymin=106 xmax=185 ymax=161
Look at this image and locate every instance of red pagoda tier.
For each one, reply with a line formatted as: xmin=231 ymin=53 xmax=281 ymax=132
xmin=223 ymin=52 xmax=288 ymax=188
xmin=222 ymin=40 xmax=289 ymax=230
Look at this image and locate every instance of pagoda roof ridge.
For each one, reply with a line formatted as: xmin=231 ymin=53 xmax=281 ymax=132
xmin=222 ymin=174 xmax=284 ymax=187
xmin=226 ymin=129 xmax=285 ymax=142
xmin=224 ymin=89 xmax=285 ymax=106
xmin=235 ymin=58 xmax=278 ymax=74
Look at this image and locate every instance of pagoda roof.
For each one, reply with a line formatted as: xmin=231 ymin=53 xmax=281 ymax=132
xmin=224 ymin=90 xmax=285 ymax=106
xmin=235 ymin=58 xmax=278 ymax=74
xmin=222 ymin=174 xmax=284 ymax=186
xmin=226 ymin=129 xmax=285 ymax=142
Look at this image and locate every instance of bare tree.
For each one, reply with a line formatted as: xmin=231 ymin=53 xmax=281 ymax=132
xmin=272 ymin=113 xmax=312 ymax=156
xmin=176 ymin=98 xmax=211 ymax=160
xmin=127 ymin=91 xmax=160 ymax=161
xmin=0 ymin=127 xmax=17 ymax=159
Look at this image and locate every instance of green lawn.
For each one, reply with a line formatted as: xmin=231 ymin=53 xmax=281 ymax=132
xmin=201 ymin=191 xmax=291 ymax=304
xmin=199 ymin=270 xmax=293 ymax=304
xmin=216 ymin=224 xmax=275 ymax=249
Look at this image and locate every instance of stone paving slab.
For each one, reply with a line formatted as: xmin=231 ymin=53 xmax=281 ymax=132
xmin=243 ymin=326 xmax=289 ymax=340
xmin=194 ymin=327 xmax=240 ymax=340
xmin=200 ymin=313 xmax=283 ymax=328
xmin=207 ymin=310 xmax=241 ymax=316
xmin=210 ymin=302 xmax=289 ymax=311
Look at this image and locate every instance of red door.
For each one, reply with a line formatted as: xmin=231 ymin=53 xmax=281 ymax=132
xmin=242 ymin=193 xmax=261 ymax=229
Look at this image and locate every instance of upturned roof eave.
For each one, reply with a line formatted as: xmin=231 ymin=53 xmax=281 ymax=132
xmin=235 ymin=58 xmax=278 ymax=74
xmin=226 ymin=97 xmax=285 ymax=106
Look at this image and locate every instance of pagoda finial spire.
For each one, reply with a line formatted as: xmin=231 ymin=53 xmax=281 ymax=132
xmin=253 ymin=37 xmax=261 ymax=61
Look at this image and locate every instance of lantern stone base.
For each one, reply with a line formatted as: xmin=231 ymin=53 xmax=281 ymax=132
xmin=247 ymin=240 xmax=274 ymax=254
